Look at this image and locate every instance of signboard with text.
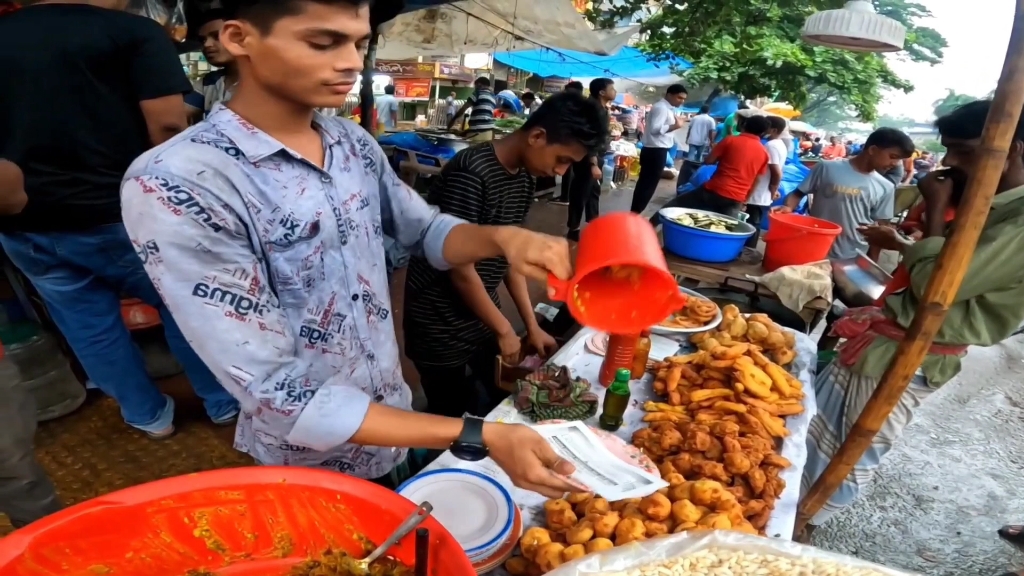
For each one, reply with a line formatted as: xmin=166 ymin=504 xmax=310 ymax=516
xmin=436 ymin=63 xmax=475 ymax=82
xmin=374 ymin=60 xmax=435 ymax=78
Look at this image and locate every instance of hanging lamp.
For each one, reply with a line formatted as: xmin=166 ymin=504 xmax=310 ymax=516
xmin=801 ymin=0 xmax=906 ymax=53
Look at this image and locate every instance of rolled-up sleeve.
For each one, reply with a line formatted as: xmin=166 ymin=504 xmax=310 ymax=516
xmin=121 ymin=169 xmax=370 ymax=451
xmin=374 ymin=142 xmax=464 ymax=270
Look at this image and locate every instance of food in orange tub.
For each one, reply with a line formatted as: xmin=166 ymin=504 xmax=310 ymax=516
xmin=0 ymin=467 xmax=474 ymax=576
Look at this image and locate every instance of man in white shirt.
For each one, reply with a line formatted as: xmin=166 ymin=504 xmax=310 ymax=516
xmin=746 ymin=115 xmax=788 ymax=247
xmin=629 ymin=84 xmax=687 ymax=213
xmin=686 ymin=105 xmax=716 ymax=161
xmin=377 ymin=84 xmax=399 ymax=131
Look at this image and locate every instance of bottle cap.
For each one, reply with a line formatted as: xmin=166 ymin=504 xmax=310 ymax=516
xmin=609 ymin=377 xmax=631 ymax=395
xmin=615 ymin=368 xmax=631 ymax=381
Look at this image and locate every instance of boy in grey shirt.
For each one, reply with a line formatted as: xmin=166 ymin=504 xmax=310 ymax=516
xmin=779 ymin=127 xmax=915 ymax=261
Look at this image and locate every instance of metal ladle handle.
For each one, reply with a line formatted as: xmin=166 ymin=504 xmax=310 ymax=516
xmin=363 ymin=502 xmax=433 ymax=565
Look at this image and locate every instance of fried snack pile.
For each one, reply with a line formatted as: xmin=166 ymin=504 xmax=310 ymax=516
xmin=693 ymin=305 xmax=797 ymax=367
xmin=505 ymin=486 xmax=765 ymax=575
xmin=659 ymin=296 xmax=720 ymax=330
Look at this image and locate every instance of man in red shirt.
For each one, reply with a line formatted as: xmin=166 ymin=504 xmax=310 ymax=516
xmin=659 ymin=115 xmax=770 ymax=218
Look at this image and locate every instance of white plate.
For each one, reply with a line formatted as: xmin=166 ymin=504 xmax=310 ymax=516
xmin=650 ymin=286 xmax=724 ymax=336
xmin=396 ymin=469 xmax=513 ymax=556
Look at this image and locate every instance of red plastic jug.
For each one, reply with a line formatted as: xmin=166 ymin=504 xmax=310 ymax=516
xmin=549 ymin=212 xmax=686 ymax=334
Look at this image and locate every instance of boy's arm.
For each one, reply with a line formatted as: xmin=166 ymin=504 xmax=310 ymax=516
xmin=0 ymin=160 xmax=28 ymax=215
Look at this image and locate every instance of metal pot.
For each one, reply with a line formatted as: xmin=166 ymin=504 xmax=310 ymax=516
xmin=691 ymin=278 xmax=809 ymax=333
xmin=831 ymin=252 xmax=893 ymax=308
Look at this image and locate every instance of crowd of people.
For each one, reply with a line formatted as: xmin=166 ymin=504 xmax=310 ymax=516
xmin=0 ymin=0 xmax=610 ymax=529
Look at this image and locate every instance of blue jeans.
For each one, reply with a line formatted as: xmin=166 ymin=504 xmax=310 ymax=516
xmin=0 ymin=224 xmax=238 ymax=433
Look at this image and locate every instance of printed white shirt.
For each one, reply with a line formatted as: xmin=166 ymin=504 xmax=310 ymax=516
xmin=120 ymin=105 xmax=463 ymax=479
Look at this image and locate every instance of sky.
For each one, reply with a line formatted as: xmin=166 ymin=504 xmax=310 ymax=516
xmin=879 ymin=0 xmax=1014 ymax=121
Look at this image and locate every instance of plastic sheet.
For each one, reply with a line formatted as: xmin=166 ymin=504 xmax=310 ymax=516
xmin=545 ymin=531 xmax=920 ymax=576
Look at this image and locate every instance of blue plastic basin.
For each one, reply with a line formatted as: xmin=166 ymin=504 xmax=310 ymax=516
xmin=659 ymin=207 xmax=756 ymax=263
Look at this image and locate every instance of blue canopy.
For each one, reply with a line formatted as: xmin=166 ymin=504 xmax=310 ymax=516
xmin=680 ymin=94 xmax=740 ymax=118
xmin=493 ymin=47 xmax=690 ymax=80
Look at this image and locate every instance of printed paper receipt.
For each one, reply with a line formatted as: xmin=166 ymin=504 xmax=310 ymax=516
xmin=533 ymin=421 xmax=668 ymax=501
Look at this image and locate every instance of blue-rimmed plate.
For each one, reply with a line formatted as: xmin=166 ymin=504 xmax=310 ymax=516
xmin=397 ymin=469 xmax=513 ymax=558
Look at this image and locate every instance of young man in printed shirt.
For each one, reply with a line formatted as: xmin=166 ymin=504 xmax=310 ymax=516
xmin=405 ymin=92 xmax=608 ymax=419
xmin=121 ymin=0 xmax=585 ymax=496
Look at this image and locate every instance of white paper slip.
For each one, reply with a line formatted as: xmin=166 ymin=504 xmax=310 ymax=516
xmin=532 ymin=421 xmax=668 ymax=501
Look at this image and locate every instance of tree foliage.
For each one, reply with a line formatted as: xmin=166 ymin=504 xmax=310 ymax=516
xmin=931 ymin=89 xmax=981 ymax=119
xmin=594 ymin=0 xmax=946 ymax=122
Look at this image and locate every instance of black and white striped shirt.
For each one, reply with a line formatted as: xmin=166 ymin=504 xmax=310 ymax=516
xmin=466 ymin=89 xmax=496 ymax=133
xmin=404 ymin=144 xmax=535 ymax=367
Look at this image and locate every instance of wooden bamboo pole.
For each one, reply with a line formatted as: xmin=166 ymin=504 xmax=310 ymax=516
xmin=795 ymin=0 xmax=1024 ymax=532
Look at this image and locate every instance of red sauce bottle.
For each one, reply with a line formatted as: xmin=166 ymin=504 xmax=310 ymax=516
xmin=600 ymin=333 xmax=638 ymax=387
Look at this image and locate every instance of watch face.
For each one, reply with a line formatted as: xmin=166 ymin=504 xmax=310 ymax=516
xmin=451 ymin=442 xmax=489 ymax=462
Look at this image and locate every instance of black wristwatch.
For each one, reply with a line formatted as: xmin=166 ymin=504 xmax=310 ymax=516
xmin=450 ymin=416 xmax=489 ymax=461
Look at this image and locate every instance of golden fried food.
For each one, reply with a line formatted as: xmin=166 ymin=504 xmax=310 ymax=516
xmin=565 ymin=520 xmax=594 ymax=545
xmin=533 ymin=542 xmax=565 ymax=573
xmin=505 ymin=556 xmax=530 ymax=575
xmin=644 ymin=520 xmax=671 ymax=537
xmin=519 ymin=527 xmax=552 ymax=560
xmin=561 ymin=544 xmax=586 ymax=563
xmin=667 ymin=480 xmax=694 ymax=502
xmin=723 ymin=451 xmax=753 ymax=475
xmin=566 ymin=492 xmax=592 ymax=505
xmin=671 ymin=499 xmax=703 ymax=524
xmin=660 ymin=297 xmax=720 ymax=329
xmin=673 ymin=521 xmax=698 ymax=533
xmin=582 ymin=497 xmax=610 ymax=516
xmin=614 ymin=517 xmax=646 ymax=545
xmin=638 ymin=492 xmax=671 ymax=521
xmin=690 ymin=479 xmax=726 ymax=508
xmin=546 ymin=507 xmax=578 ymax=532
xmin=590 ymin=512 xmax=620 ymax=539
xmin=585 ymin=538 xmax=614 ymax=553
xmin=698 ymin=513 xmax=732 ymax=530
xmin=620 ymin=503 xmax=645 ymax=521
xmin=722 ymin=304 xmax=740 ymax=321
xmin=544 ymin=499 xmax=571 ymax=514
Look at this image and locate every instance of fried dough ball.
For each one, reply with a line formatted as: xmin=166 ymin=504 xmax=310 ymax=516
xmin=614 ymin=517 xmax=646 ymax=545
xmin=657 ymin=461 xmax=677 ymax=480
xmin=644 ymin=519 xmax=671 ymax=537
xmin=586 ymin=538 xmax=615 ymax=553
xmin=671 ymin=499 xmax=703 ymax=524
xmin=697 ymin=513 xmax=732 ymax=530
xmin=610 ymin=498 xmax=640 ymax=512
xmin=727 ymin=315 xmax=748 ymax=338
xmin=746 ymin=321 xmax=769 ymax=343
xmin=546 ymin=507 xmax=578 ymax=532
xmin=620 ymin=503 xmax=645 ymax=521
xmin=690 ymin=480 xmax=726 ymax=508
xmin=721 ymin=502 xmax=746 ymax=526
xmin=544 ymin=498 xmax=571 ymax=515
xmin=566 ymin=492 xmax=592 ymax=505
xmin=732 ymin=519 xmax=759 ymax=535
xmin=534 ymin=542 xmax=565 ymax=573
xmin=638 ymin=492 xmax=671 ymax=521
xmin=764 ymin=331 xmax=785 ymax=350
xmin=692 ymin=460 xmax=730 ymax=483
xmin=663 ymin=473 xmax=686 ymax=488
xmin=565 ymin=520 xmax=594 ymax=545
xmin=583 ymin=497 xmax=610 ymax=516
xmin=749 ymin=507 xmax=771 ymax=531
xmin=591 ymin=511 xmax=621 ymax=539
xmin=722 ymin=304 xmax=741 ymax=321
xmin=561 ymin=544 xmax=586 ymax=563
xmin=667 ymin=481 xmax=694 ymax=502
xmin=672 ymin=521 xmax=697 ymax=533
xmin=504 ymin=556 xmax=530 ymax=576
xmin=519 ymin=527 xmax=552 ymax=560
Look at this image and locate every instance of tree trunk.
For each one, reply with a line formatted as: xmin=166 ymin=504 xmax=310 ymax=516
xmin=703 ymin=86 xmax=722 ymax=106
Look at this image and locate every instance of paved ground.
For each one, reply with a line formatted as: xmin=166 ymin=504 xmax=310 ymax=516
xmin=812 ymin=335 xmax=1024 ymax=575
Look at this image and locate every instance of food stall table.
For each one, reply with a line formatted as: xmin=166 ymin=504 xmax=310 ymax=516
xmin=663 ymin=252 xmax=831 ymax=331
xmin=418 ymin=326 xmax=819 ymax=573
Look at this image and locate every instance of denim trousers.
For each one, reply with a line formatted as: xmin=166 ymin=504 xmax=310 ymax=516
xmin=0 ymin=224 xmax=238 ymax=433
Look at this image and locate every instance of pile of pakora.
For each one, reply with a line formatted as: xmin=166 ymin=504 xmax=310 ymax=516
xmin=691 ymin=304 xmax=797 ymax=366
xmin=658 ymin=296 xmax=720 ymax=330
xmin=504 ymin=484 xmax=766 ymax=575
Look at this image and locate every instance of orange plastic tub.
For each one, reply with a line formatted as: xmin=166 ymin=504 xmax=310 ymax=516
xmin=763 ymin=212 xmax=843 ymax=272
xmin=0 ymin=467 xmax=476 ymax=576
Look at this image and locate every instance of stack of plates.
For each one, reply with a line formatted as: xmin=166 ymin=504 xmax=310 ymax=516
xmin=397 ymin=469 xmax=521 ymax=572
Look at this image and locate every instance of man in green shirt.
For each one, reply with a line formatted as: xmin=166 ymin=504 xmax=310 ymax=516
xmin=800 ymin=99 xmax=1024 ymax=536
xmin=716 ymin=102 xmax=748 ymax=143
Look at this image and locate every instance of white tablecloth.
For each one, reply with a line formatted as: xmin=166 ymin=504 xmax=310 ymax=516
xmin=419 ymin=327 xmax=819 ymax=572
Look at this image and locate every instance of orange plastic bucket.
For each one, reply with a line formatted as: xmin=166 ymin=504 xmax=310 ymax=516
xmin=763 ymin=212 xmax=843 ymax=271
xmin=0 ymin=467 xmax=476 ymax=576
xmin=549 ymin=212 xmax=686 ymax=333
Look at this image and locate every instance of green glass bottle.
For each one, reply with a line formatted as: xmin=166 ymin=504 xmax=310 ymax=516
xmin=599 ymin=368 xmax=632 ymax=431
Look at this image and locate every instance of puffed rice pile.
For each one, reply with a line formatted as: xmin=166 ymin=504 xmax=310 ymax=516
xmin=601 ymin=547 xmax=896 ymax=576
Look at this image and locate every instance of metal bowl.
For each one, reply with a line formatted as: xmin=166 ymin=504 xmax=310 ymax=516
xmin=658 ymin=207 xmax=758 ymax=237
xmin=831 ymin=252 xmax=893 ymax=307
xmin=650 ymin=286 xmax=724 ymax=336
